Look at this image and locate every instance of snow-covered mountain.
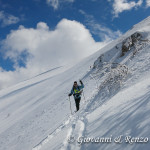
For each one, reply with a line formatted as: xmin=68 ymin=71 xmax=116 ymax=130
xmin=1 ymin=16 xmax=150 ymax=150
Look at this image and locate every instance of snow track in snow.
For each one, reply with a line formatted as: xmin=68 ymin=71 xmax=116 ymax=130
xmin=61 ymin=119 xmax=85 ymax=150
xmin=32 ymin=114 xmax=74 ymax=150
xmin=32 ymin=76 xmax=99 ymax=150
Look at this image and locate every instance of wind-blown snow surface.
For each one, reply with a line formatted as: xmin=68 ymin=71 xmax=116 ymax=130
xmin=1 ymin=16 xmax=150 ymax=150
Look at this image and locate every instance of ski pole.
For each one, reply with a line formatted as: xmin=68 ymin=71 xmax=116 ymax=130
xmin=82 ymin=90 xmax=86 ymax=101
xmin=68 ymin=96 xmax=73 ymax=115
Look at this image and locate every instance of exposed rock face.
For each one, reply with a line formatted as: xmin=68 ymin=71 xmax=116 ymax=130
xmin=93 ymin=54 xmax=104 ymax=69
xmin=121 ymin=32 xmax=142 ymax=56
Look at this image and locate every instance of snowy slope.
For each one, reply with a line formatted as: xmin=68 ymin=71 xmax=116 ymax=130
xmin=1 ymin=16 xmax=150 ymax=150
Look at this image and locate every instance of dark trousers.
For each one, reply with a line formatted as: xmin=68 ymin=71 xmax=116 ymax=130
xmin=75 ymin=98 xmax=81 ymax=111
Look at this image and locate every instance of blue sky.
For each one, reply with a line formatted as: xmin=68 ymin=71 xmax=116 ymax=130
xmin=0 ymin=0 xmax=150 ymax=88
xmin=0 ymin=0 xmax=150 ymax=40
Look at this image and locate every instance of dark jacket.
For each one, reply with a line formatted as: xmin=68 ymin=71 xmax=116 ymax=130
xmin=70 ymin=83 xmax=84 ymax=99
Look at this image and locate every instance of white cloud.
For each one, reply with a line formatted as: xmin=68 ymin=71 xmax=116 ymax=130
xmin=90 ymin=23 xmax=122 ymax=41
xmin=46 ymin=0 xmax=74 ymax=9
xmin=46 ymin=0 xmax=59 ymax=9
xmin=79 ymin=10 xmax=122 ymax=42
xmin=0 ymin=19 xmax=107 ymax=89
xmin=37 ymin=22 xmax=49 ymax=30
xmin=146 ymin=0 xmax=150 ymax=7
xmin=0 ymin=11 xmax=20 ymax=27
xmin=109 ymin=0 xmax=143 ymax=17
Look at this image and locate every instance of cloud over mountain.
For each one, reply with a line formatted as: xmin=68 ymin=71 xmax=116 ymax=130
xmin=0 ymin=19 xmax=107 ymax=89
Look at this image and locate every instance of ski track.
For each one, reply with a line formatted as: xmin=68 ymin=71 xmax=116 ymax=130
xmin=32 ymin=77 xmax=99 ymax=150
xmin=32 ymin=114 xmax=74 ymax=150
xmin=32 ymin=98 xmax=92 ymax=150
